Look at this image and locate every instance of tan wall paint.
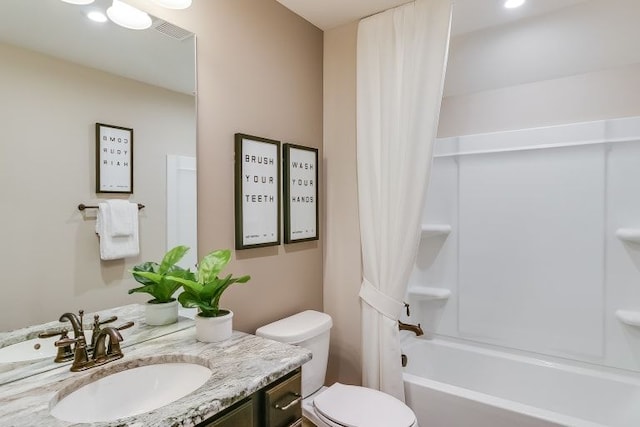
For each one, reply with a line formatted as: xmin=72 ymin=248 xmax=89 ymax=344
xmin=125 ymin=0 xmax=324 ymax=333
xmin=0 ymin=42 xmax=195 ymax=330
xmin=323 ymin=22 xmax=362 ymax=385
xmin=1 ymin=0 xmax=323 ymax=333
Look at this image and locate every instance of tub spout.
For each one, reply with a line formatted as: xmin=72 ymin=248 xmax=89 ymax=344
xmin=398 ymin=320 xmax=424 ymax=336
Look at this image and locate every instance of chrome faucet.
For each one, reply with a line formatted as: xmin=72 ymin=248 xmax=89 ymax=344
xmin=398 ymin=320 xmax=424 ymax=336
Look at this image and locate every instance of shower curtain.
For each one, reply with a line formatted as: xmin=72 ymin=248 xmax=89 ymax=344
xmin=357 ymin=0 xmax=452 ymax=400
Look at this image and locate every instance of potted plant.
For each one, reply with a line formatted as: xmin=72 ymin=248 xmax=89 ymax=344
xmin=168 ymin=249 xmax=250 ymax=342
xmin=129 ymin=245 xmax=195 ymax=326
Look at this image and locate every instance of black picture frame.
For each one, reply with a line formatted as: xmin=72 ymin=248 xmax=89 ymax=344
xmin=234 ymin=133 xmax=281 ymax=249
xmin=283 ymin=143 xmax=319 ymax=243
xmin=96 ymin=123 xmax=133 ymax=194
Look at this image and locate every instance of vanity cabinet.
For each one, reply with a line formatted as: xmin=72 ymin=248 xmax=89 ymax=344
xmin=204 ymin=399 xmax=254 ymax=426
xmin=199 ymin=368 xmax=302 ymax=427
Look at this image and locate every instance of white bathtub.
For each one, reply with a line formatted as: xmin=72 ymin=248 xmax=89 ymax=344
xmin=402 ymin=337 xmax=640 ymax=427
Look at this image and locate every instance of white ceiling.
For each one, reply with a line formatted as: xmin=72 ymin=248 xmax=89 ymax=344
xmin=0 ymin=0 xmax=195 ymax=94
xmin=275 ymin=0 xmax=592 ymax=34
xmin=0 ymin=0 xmax=593 ymax=96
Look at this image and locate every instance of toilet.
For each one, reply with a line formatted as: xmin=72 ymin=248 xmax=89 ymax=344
xmin=256 ymin=310 xmax=417 ymax=427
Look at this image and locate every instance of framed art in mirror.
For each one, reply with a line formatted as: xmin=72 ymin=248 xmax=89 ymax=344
xmin=234 ymin=133 xmax=281 ymax=249
xmin=283 ymin=143 xmax=319 ymax=243
xmin=96 ymin=123 xmax=134 ymax=194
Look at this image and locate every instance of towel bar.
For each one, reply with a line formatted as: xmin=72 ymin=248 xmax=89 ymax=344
xmin=78 ymin=203 xmax=145 ymax=211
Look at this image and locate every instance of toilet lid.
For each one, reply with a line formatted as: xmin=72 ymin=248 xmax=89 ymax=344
xmin=313 ymin=383 xmax=416 ymax=427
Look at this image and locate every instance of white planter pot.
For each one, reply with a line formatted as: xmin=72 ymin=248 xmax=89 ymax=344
xmin=145 ymin=299 xmax=179 ymax=326
xmin=195 ymin=310 xmax=233 ymax=343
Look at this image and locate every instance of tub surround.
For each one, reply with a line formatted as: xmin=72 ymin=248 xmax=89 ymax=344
xmin=411 ymin=115 xmax=640 ymax=372
xmin=402 ymin=336 xmax=640 ymax=427
xmin=0 ymin=304 xmax=194 ymax=385
xmin=0 ymin=327 xmax=311 ymax=426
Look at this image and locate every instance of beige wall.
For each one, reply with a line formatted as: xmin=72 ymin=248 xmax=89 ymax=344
xmin=0 ymin=42 xmax=195 ymax=330
xmin=323 ymin=22 xmax=362 ymax=386
xmin=1 ymin=0 xmax=324 ymax=334
xmin=126 ymin=0 xmax=324 ymax=333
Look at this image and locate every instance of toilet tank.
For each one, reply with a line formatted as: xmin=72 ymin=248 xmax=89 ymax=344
xmin=256 ymin=310 xmax=332 ymax=398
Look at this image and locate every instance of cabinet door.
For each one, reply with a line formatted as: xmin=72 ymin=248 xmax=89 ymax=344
xmin=203 ymin=399 xmax=254 ymax=427
xmin=264 ymin=371 xmax=302 ymax=427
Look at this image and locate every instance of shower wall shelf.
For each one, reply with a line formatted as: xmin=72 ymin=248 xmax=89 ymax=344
xmin=615 ymin=228 xmax=640 ymax=243
xmin=408 ymin=286 xmax=451 ymax=301
xmin=615 ymin=310 xmax=640 ymax=327
xmin=421 ymin=224 xmax=452 ymax=238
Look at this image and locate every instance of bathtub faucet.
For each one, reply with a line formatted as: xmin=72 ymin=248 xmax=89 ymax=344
xmin=398 ymin=320 xmax=424 ymax=336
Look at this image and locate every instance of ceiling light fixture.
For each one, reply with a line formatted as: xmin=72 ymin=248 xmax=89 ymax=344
xmin=149 ymin=0 xmax=192 ymax=9
xmin=60 ymin=0 xmax=95 ymax=4
xmin=106 ymin=0 xmax=152 ymax=30
xmin=87 ymin=11 xmax=108 ymax=23
xmin=504 ymin=0 xmax=526 ymax=9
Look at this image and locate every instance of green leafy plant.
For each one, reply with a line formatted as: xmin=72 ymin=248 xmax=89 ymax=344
xmin=129 ymin=245 xmax=195 ymax=304
xmin=168 ymin=249 xmax=250 ymax=317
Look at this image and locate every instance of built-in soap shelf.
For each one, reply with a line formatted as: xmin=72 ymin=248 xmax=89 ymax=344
xmin=615 ymin=228 xmax=640 ymax=243
xmin=408 ymin=286 xmax=451 ymax=301
xmin=421 ymin=224 xmax=452 ymax=238
xmin=615 ymin=310 xmax=640 ymax=327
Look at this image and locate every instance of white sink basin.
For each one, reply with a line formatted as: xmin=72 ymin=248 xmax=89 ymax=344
xmin=0 ymin=336 xmax=58 ymax=364
xmin=50 ymin=362 xmax=212 ymax=423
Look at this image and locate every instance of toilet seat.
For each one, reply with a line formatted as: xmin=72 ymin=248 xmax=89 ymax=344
xmin=312 ymin=383 xmax=416 ymax=427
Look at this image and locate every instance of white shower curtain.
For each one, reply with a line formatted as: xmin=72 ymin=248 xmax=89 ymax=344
xmin=357 ymin=0 xmax=452 ymax=400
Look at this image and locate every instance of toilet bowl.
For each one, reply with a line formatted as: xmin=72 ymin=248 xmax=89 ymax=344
xmin=304 ymin=383 xmax=417 ymax=427
xmin=256 ymin=310 xmax=417 ymax=427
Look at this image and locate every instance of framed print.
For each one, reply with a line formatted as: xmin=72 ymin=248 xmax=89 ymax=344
xmin=234 ymin=133 xmax=281 ymax=249
xmin=283 ymin=143 xmax=319 ymax=243
xmin=96 ymin=123 xmax=133 ymax=193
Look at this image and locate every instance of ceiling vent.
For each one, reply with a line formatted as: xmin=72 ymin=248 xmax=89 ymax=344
xmin=153 ymin=19 xmax=193 ymax=41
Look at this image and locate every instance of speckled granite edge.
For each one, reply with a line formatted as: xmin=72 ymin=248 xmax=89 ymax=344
xmin=0 ymin=328 xmax=312 ymax=426
xmin=0 ymin=304 xmax=194 ymax=386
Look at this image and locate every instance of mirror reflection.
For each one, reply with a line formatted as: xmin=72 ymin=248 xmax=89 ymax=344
xmin=0 ymin=0 xmax=197 ymax=380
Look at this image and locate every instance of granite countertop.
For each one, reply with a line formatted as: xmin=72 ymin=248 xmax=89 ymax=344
xmin=0 ymin=327 xmax=312 ymax=426
xmin=0 ymin=304 xmax=194 ymax=385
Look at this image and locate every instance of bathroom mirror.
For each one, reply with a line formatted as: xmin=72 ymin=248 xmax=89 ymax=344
xmin=0 ymin=0 xmax=196 ymax=381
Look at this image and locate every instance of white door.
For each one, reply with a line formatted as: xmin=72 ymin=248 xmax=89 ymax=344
xmin=166 ymin=155 xmax=197 ymax=269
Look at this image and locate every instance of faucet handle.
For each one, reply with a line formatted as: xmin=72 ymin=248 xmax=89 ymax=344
xmin=54 ymin=336 xmax=79 ymax=348
xmin=97 ymin=315 xmax=118 ymax=326
xmin=37 ymin=328 xmax=67 ymax=339
xmin=39 ymin=328 xmax=74 ymax=363
xmin=403 ymin=302 xmax=410 ymax=317
xmin=116 ymin=321 xmax=134 ymax=331
xmin=78 ymin=309 xmax=85 ymax=332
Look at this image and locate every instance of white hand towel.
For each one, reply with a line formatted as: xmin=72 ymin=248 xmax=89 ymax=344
xmin=107 ymin=200 xmax=135 ymax=237
xmin=96 ymin=201 xmax=140 ymax=260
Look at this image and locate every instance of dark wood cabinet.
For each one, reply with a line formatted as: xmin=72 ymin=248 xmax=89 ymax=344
xmin=198 ymin=368 xmax=302 ymax=427
xmin=202 ymin=398 xmax=254 ymax=427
